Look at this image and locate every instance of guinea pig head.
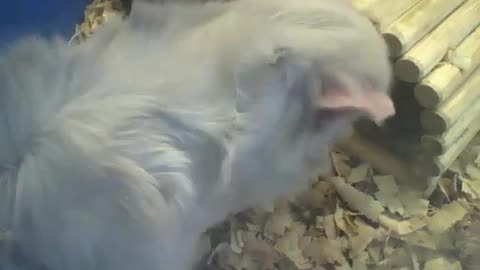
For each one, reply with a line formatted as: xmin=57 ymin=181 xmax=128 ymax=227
xmin=231 ymin=0 xmax=394 ymax=122
xmin=272 ymin=0 xmax=395 ymax=124
xmin=230 ymin=0 xmax=395 ymax=168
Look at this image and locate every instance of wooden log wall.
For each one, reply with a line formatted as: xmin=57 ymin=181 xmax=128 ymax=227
xmin=351 ymin=0 xmax=480 ymax=178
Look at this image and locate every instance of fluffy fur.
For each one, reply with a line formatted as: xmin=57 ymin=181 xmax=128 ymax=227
xmin=0 ymin=0 xmax=393 ymax=269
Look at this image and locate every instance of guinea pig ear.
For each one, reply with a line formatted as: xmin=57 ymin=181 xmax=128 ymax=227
xmin=315 ymin=73 xmax=395 ymax=124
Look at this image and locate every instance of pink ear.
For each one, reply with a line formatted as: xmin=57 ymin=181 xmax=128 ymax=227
xmin=315 ymin=77 xmax=395 ymax=124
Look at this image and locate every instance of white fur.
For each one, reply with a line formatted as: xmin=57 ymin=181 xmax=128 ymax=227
xmin=0 ymin=0 xmax=391 ymax=269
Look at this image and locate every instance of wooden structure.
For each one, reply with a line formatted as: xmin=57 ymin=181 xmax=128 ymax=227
xmin=349 ymin=0 xmax=480 ymax=182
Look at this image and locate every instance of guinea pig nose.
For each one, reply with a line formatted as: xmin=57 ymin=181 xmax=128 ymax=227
xmin=314 ymin=73 xmax=395 ymax=124
xmin=363 ymin=89 xmax=396 ymax=124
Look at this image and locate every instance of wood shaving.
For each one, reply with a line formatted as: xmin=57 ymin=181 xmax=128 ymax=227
xmin=424 ymin=257 xmax=462 ymax=270
xmin=347 ymin=164 xmax=371 ymax=184
xmin=264 ymin=209 xmax=294 ymax=237
xmin=398 ymin=191 xmax=430 ymax=218
xmin=428 ymin=200 xmax=469 ymax=234
xmin=331 ymin=152 xmax=352 ymax=177
xmin=373 ymin=175 xmax=405 ymax=215
xmin=303 ymin=237 xmax=349 ymax=266
xmin=203 ymin=147 xmax=479 ymax=270
xmin=349 ymin=219 xmax=380 ymax=257
xmin=329 ymin=176 xmax=384 ymax=222
xmin=71 ymin=0 xmax=128 ymax=43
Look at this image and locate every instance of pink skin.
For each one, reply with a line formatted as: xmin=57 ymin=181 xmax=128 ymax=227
xmin=316 ymin=73 xmax=395 ymax=124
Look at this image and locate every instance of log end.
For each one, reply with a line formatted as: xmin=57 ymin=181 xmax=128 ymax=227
xmin=394 ymin=57 xmax=421 ymax=82
xmin=383 ymin=32 xmax=403 ymax=58
xmin=432 ymin=159 xmax=447 ymax=177
xmin=414 ymin=83 xmax=440 ymax=109
xmin=420 ymin=135 xmax=444 ymax=156
xmin=420 ymin=110 xmax=447 ymax=135
xmin=411 ymin=157 xmax=441 ymax=179
xmin=413 ymin=157 xmax=444 ymax=178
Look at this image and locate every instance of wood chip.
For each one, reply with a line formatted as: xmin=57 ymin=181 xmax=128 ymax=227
xmin=275 ymin=230 xmax=311 ymax=269
xmin=428 ymin=200 xmax=469 ymax=234
xmin=401 ymin=229 xmax=438 ymax=250
xmin=398 ymin=191 xmax=430 ymax=218
xmin=329 ymin=176 xmax=384 ymax=222
xmin=319 ymin=215 xmax=337 ymax=240
xmin=373 ymin=175 xmax=405 ymax=215
xmin=424 ymin=257 xmax=462 ymax=270
xmin=349 ymin=219 xmax=378 ymax=257
xmin=466 ymin=163 xmax=480 ymax=179
xmin=303 ymin=237 xmax=349 ymax=266
xmin=346 ymin=164 xmax=371 ymax=184
xmin=379 ymin=215 xmax=428 ymax=235
xmin=334 ymin=206 xmax=357 ymax=237
xmin=264 ymin=209 xmax=294 ymax=237
xmin=331 ymin=152 xmax=351 ymax=177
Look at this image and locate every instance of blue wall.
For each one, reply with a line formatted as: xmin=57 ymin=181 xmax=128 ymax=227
xmin=0 ymin=0 xmax=91 ymax=49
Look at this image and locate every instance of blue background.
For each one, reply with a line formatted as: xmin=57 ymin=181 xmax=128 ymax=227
xmin=0 ymin=0 xmax=91 ymax=49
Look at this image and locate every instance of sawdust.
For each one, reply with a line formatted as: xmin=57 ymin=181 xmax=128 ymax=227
xmin=70 ymin=0 xmax=129 ymax=43
xmin=201 ymin=143 xmax=480 ymax=270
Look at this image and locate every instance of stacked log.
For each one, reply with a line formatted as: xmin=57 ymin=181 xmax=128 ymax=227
xmin=351 ymin=0 xmax=480 ymax=178
xmin=382 ymin=0 xmax=466 ymax=58
xmin=361 ymin=0 xmax=423 ymax=31
xmin=414 ymin=27 xmax=480 ymax=109
xmin=393 ymin=0 xmax=480 ymax=82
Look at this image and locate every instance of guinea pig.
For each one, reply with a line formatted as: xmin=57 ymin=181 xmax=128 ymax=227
xmin=0 ymin=0 xmax=394 ymax=269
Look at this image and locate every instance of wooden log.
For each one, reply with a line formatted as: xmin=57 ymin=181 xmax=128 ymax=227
xmin=429 ymin=115 xmax=480 ymax=176
xmin=363 ymin=0 xmax=422 ymax=31
xmin=414 ymin=64 xmax=462 ymax=109
xmin=421 ymin=98 xmax=480 ymax=155
xmin=414 ymin=26 xmax=480 ymax=108
xmin=395 ymin=0 xmax=480 ymax=82
xmin=420 ymin=67 xmax=480 ymax=134
xmin=383 ymin=0 xmax=465 ymax=58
